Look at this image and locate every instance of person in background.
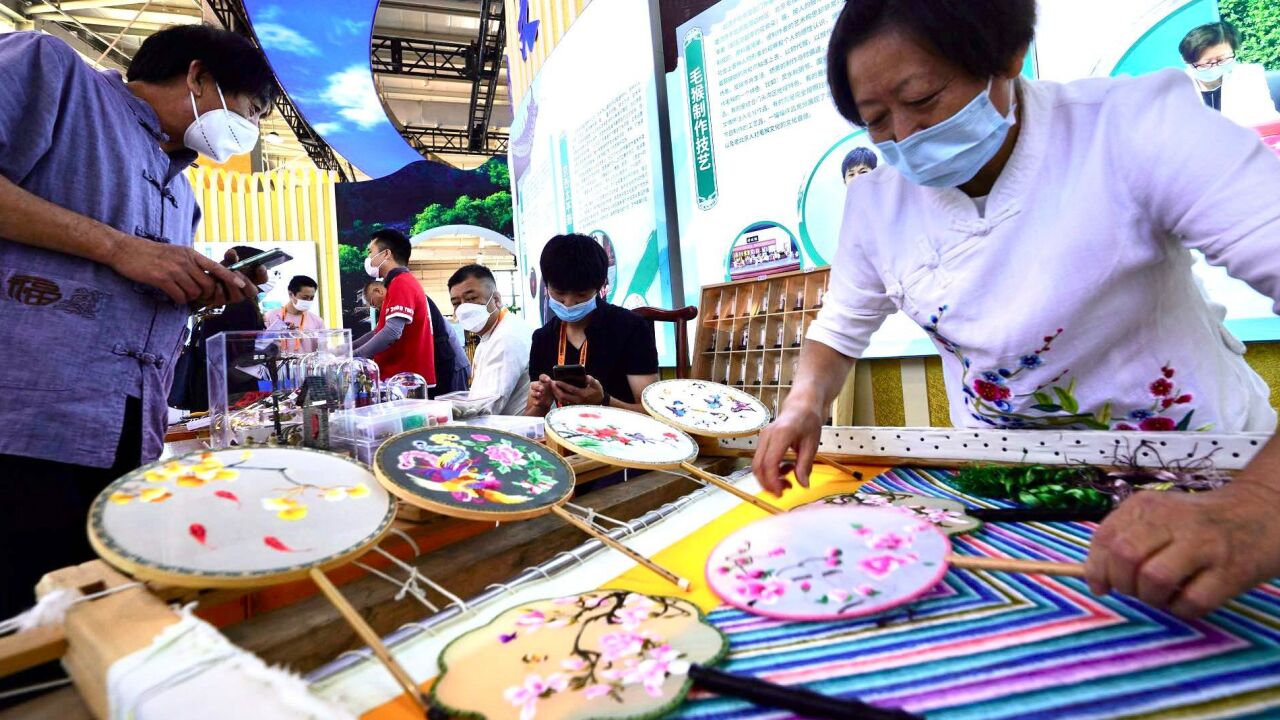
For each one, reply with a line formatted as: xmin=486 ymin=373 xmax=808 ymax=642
xmin=1179 ymin=21 xmax=1278 ymax=126
xmin=0 ymin=25 xmax=268 ymax=620
xmin=841 ymin=146 xmax=879 ymax=185
xmin=354 ymin=229 xmax=436 ymax=387
xmin=526 ymin=234 xmax=659 ymax=417
xmin=449 ymin=263 xmax=532 ymax=415
xmin=265 ymin=274 xmax=324 ymax=331
xmin=364 ymin=277 xmax=386 ymax=324
xmin=424 ymin=287 xmax=470 ymax=397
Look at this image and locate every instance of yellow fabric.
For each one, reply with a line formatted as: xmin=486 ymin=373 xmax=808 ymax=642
xmin=601 ymin=464 xmax=881 ymax=611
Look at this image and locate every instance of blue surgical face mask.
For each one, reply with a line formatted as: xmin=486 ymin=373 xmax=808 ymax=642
xmin=549 ymin=295 xmax=597 ymax=323
xmin=873 ymin=78 xmax=1016 ymax=188
xmin=1195 ymin=60 xmax=1234 ymax=84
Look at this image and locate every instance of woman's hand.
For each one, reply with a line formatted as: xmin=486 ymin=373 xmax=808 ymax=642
xmin=752 ymin=391 xmax=825 ymax=496
xmin=1086 ymin=482 xmax=1280 ymax=618
xmin=551 ymin=375 xmax=605 ymax=406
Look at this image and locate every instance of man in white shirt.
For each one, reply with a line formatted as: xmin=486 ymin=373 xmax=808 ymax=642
xmin=448 ymin=264 xmax=531 ymax=415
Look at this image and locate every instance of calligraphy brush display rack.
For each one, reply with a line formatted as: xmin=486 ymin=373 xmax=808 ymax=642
xmin=691 ymin=268 xmax=855 ymax=424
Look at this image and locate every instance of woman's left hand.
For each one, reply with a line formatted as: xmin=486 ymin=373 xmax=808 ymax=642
xmin=551 ymin=375 xmax=605 ymax=406
xmin=1086 ymin=482 xmax=1280 ymax=618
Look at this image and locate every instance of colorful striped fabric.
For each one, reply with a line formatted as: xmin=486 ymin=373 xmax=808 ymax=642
xmin=677 ymin=467 xmax=1280 ymax=719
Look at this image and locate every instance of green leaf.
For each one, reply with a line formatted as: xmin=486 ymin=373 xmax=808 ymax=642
xmin=1053 ymin=386 xmax=1079 ymax=414
xmin=1098 ymin=402 xmax=1112 ymax=426
xmin=1080 ymin=418 xmax=1111 ymax=431
xmin=1033 ymin=391 xmax=1054 ymax=406
xmin=1031 ymin=404 xmax=1064 ymax=413
xmin=1176 ymin=410 xmax=1195 ymax=432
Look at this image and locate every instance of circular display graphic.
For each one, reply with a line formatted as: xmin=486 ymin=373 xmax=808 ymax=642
xmin=725 ymin=221 xmax=801 ymax=282
xmin=706 ymin=506 xmax=950 ymax=621
xmin=796 ymin=131 xmax=877 ymax=267
xmin=544 ymin=406 xmax=699 ymax=469
xmin=375 ymin=426 xmax=575 ymax=522
xmin=642 ymin=379 xmax=771 ymax=439
xmin=89 ymin=448 xmax=395 ymax=588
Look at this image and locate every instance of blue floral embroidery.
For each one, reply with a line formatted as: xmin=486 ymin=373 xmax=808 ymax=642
xmin=1019 ymin=354 xmax=1043 ymax=369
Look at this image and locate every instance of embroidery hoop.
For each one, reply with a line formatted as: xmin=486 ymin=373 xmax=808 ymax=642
xmin=376 ymin=425 xmax=691 ymax=590
xmin=706 ymin=506 xmax=951 ymax=622
xmin=640 ymin=379 xmax=772 ymax=439
xmin=88 ymin=447 xmax=396 ymax=590
xmin=374 ymin=426 xmax=575 ymax=522
xmin=430 ymin=589 xmax=904 ymax=720
xmin=798 ymin=491 xmax=983 ymax=536
xmin=545 ymin=406 xmax=781 ymax=515
xmin=544 ymin=405 xmax=699 ymax=470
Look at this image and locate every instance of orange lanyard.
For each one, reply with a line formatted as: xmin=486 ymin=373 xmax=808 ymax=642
xmin=558 ymin=323 xmax=587 ymax=366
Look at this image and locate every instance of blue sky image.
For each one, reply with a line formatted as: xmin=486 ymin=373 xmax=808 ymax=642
xmin=244 ymin=0 xmax=423 ymax=178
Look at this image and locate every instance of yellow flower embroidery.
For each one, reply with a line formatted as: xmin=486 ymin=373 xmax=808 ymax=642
xmin=213 ymin=469 xmax=238 ymax=482
xmin=109 ymin=491 xmax=133 ymax=505
xmin=240 ymin=450 xmax=253 ymax=461
xmin=430 ymin=433 xmax=461 ymax=444
xmin=139 ymin=488 xmax=172 ymax=503
xmin=277 ymin=506 xmax=308 ymax=521
xmin=261 ymin=497 xmax=299 ymax=511
xmin=346 ymin=483 xmax=370 ymax=499
xmin=322 ymin=488 xmax=347 ymax=502
xmin=176 ymin=474 xmax=205 ymax=488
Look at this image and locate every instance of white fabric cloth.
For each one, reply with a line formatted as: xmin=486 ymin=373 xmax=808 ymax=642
xmin=808 ymin=69 xmax=1280 ymax=433
xmin=1185 ymin=62 xmax=1280 ymax=128
xmin=108 ymin=606 xmax=353 ymax=720
xmin=469 ymin=311 xmax=533 ymax=416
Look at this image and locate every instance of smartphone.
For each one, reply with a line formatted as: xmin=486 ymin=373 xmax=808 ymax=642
xmin=229 ymin=248 xmax=292 ymax=274
xmin=552 ymin=364 xmax=588 ymax=389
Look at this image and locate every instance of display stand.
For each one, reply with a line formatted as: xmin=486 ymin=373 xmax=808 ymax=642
xmin=691 ymin=268 xmax=855 ymax=424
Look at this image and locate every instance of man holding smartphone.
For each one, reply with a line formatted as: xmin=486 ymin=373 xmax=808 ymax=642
xmin=525 ymin=234 xmax=659 ymax=416
xmin=0 ymin=26 xmax=271 ymax=618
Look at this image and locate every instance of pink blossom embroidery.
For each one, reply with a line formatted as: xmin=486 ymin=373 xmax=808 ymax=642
xmin=503 ymin=673 xmax=570 ymax=720
xmin=860 ymin=553 xmax=918 ymax=579
xmin=485 ymin=443 xmax=527 ymax=468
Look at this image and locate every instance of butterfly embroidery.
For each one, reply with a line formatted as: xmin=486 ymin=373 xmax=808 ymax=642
xmin=517 ymin=0 xmax=540 ymax=61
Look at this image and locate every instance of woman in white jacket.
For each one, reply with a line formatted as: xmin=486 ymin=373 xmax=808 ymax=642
xmin=1179 ymin=21 xmax=1278 ymax=128
xmin=755 ymin=0 xmax=1280 ymax=622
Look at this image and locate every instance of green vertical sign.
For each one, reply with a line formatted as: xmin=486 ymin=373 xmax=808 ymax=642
xmin=683 ymin=27 xmax=718 ymax=210
xmin=558 ymin=134 xmax=574 ymax=233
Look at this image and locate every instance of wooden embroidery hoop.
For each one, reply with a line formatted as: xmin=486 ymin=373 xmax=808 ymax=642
xmin=640 ymin=379 xmax=773 ymax=439
xmin=545 ymin=406 xmax=782 ymax=515
xmin=85 ymin=447 xmax=430 ymax=713
xmin=374 ymin=426 xmax=691 ymax=590
xmin=373 ymin=426 xmax=577 ymax=523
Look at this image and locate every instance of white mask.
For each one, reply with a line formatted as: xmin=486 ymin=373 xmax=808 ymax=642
xmin=364 ymin=250 xmax=386 ymax=279
xmin=455 ymin=297 xmax=494 ymax=334
xmin=294 ymin=299 xmax=314 ymax=313
xmin=183 ymin=83 xmax=258 ymax=163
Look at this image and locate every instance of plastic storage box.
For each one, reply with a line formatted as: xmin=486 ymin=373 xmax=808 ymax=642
xmin=331 ymin=399 xmax=453 ymax=441
xmin=453 ymin=414 xmax=545 ymax=441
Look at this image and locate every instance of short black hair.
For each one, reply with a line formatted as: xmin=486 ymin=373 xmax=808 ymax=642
xmin=127 ymin=25 xmax=278 ymax=111
xmin=370 ymin=228 xmax=413 ymax=266
xmin=447 ymin=264 xmax=497 ymax=290
xmin=364 ymin=279 xmax=383 ymax=292
xmin=827 ymin=0 xmax=1037 ymax=126
xmin=1179 ymin=22 xmax=1239 ymax=64
xmin=841 ymin=147 xmax=878 ymax=175
xmin=288 ymin=275 xmax=317 ymax=294
xmin=540 ymin=234 xmax=607 ymax=294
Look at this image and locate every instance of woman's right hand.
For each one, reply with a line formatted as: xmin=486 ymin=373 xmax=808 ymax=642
xmin=752 ymin=392 xmax=825 ymax=496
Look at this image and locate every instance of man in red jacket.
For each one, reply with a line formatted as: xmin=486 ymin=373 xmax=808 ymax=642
xmin=354 ymin=229 xmax=436 ymax=387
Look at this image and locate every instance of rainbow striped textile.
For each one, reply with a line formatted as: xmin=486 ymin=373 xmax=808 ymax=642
xmin=677 ymin=467 xmax=1280 ymax=719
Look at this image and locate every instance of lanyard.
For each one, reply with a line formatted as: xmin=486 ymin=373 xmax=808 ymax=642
xmin=557 ymin=323 xmax=588 ymax=366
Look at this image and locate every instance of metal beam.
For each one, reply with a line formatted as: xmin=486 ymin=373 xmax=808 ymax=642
xmin=35 ymin=19 xmax=127 ymax=69
xmin=464 ymin=0 xmax=504 ymax=152
xmin=205 ymin=0 xmax=349 ymax=181
xmin=370 ymin=34 xmax=474 ymax=80
xmin=375 ymin=0 xmax=481 ymax=19
xmin=24 ymin=0 xmax=143 ymax=13
xmin=400 ymin=125 xmax=508 ymax=156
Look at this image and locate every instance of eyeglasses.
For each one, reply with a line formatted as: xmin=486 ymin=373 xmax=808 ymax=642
xmin=1192 ymin=55 xmax=1235 ymax=70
